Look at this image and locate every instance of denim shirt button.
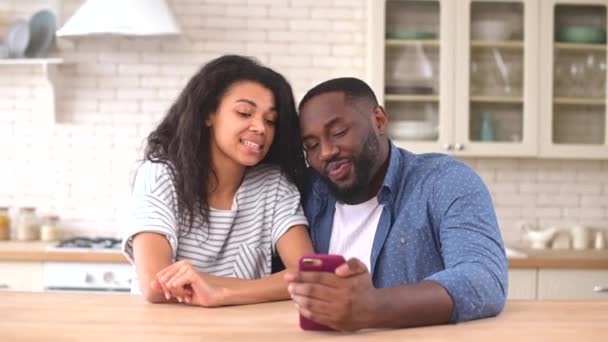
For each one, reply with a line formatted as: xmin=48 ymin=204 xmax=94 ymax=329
xmin=400 ymin=237 xmax=407 ymax=244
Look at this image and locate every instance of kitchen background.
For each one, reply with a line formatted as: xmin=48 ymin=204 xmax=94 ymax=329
xmin=0 ymin=0 xmax=607 ymax=245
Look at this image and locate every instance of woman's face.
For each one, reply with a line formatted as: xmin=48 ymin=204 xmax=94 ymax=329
xmin=207 ymin=81 xmax=277 ymax=168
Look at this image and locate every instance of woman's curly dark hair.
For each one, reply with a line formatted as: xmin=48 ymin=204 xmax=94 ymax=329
xmin=144 ymin=55 xmax=307 ymax=230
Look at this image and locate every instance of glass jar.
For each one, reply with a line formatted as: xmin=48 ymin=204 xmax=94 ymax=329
xmin=0 ymin=207 xmax=10 ymax=241
xmin=40 ymin=215 xmax=60 ymax=241
xmin=16 ymin=207 xmax=40 ymax=241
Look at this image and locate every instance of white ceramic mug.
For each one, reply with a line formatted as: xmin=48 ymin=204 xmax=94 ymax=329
xmin=571 ymin=225 xmax=589 ymax=250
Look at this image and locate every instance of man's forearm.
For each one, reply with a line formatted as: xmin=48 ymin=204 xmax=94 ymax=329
xmin=368 ymin=281 xmax=453 ymax=329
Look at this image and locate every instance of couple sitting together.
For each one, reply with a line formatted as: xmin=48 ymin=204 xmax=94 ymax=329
xmin=121 ymin=55 xmax=508 ymax=332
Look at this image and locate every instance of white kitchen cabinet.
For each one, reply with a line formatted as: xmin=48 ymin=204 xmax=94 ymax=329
xmin=539 ymin=0 xmax=608 ymax=159
xmin=0 ymin=261 xmax=44 ymax=292
xmin=508 ymin=269 xmax=538 ymax=299
xmin=368 ymin=0 xmax=607 ymax=159
xmin=537 ymin=269 xmax=608 ymax=300
xmin=368 ymin=0 xmax=538 ymax=157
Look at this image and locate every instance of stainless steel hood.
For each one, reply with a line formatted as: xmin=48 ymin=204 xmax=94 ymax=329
xmin=56 ymin=0 xmax=180 ymax=37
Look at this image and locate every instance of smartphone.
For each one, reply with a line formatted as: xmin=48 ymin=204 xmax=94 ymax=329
xmin=297 ymin=254 xmax=346 ymax=331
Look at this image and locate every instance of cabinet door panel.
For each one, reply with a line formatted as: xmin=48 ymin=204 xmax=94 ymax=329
xmin=0 ymin=262 xmax=44 ymax=292
xmin=508 ymin=269 xmax=538 ymax=299
xmin=538 ymin=269 xmax=608 ymax=300
xmin=539 ymin=0 xmax=608 ymax=159
xmin=368 ymin=0 xmax=456 ymax=154
xmin=454 ymin=0 xmax=538 ymax=157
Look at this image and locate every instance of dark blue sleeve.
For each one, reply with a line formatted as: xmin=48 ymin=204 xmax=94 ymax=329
xmin=424 ymin=160 xmax=508 ymax=322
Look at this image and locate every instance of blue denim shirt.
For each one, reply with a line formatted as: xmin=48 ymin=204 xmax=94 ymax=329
xmin=303 ymin=142 xmax=508 ymax=323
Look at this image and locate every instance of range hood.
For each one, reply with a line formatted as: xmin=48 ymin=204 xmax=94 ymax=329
xmin=56 ymin=0 xmax=180 ymax=37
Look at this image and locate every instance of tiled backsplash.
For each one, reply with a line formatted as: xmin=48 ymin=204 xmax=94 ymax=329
xmin=1 ymin=0 xmax=606 ymax=244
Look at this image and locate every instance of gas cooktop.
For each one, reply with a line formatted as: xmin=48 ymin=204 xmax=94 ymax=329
xmin=49 ymin=237 xmax=122 ymax=252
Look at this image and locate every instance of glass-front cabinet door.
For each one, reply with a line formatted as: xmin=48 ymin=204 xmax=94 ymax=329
xmin=453 ymin=0 xmax=539 ymax=157
xmin=368 ymin=0 xmax=456 ymax=154
xmin=540 ymin=0 xmax=608 ymax=159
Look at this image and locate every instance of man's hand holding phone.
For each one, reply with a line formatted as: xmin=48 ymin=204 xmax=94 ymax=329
xmin=285 ymin=254 xmax=378 ymax=332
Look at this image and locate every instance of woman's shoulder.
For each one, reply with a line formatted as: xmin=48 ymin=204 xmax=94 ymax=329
xmin=135 ymin=159 xmax=175 ymax=185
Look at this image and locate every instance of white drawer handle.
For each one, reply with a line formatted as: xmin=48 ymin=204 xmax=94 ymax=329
xmin=593 ymin=285 xmax=608 ymax=293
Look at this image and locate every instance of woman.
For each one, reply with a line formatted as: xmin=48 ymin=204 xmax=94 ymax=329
xmin=122 ymin=55 xmax=313 ymax=306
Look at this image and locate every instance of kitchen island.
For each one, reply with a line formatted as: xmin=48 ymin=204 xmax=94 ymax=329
xmin=0 ymin=292 xmax=606 ymax=341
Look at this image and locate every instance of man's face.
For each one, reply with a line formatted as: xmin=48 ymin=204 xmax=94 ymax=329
xmin=299 ymin=92 xmax=381 ymax=203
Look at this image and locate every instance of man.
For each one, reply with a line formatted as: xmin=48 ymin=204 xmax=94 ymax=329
xmin=285 ymin=77 xmax=507 ymax=332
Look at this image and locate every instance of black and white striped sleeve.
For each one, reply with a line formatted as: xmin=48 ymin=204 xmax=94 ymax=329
xmin=270 ymin=172 xmax=309 ymax=251
xmin=121 ymin=161 xmax=179 ymax=264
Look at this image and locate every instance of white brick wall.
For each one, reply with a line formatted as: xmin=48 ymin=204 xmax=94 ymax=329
xmin=0 ymin=0 xmax=606 ymax=244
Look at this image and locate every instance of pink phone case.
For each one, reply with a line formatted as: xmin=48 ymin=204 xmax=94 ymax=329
xmin=298 ymin=254 xmax=346 ymax=331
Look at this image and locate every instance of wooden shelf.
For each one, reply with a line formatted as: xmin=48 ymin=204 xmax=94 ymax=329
xmin=554 ymin=42 xmax=606 ymax=52
xmin=0 ymin=58 xmax=69 ymax=123
xmin=385 ymin=94 xmax=439 ymax=102
xmin=470 ymin=95 xmax=523 ymax=103
xmin=471 ymin=40 xmax=523 ymax=49
xmin=385 ymin=39 xmax=439 ymax=47
xmin=0 ymin=58 xmax=65 ymax=65
xmin=554 ymin=97 xmax=606 ymax=106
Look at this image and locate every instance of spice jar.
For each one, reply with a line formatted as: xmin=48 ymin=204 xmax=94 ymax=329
xmin=16 ymin=207 xmax=40 ymax=241
xmin=0 ymin=207 xmax=10 ymax=240
xmin=40 ymin=215 xmax=60 ymax=241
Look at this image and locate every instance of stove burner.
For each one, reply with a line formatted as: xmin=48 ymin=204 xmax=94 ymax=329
xmin=56 ymin=237 xmax=122 ymax=250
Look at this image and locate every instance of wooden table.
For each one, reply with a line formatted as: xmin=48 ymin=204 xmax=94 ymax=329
xmin=1 ymin=292 xmax=607 ymax=341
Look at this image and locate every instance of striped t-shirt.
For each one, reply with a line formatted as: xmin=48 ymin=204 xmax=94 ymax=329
xmin=122 ymin=160 xmax=308 ymax=293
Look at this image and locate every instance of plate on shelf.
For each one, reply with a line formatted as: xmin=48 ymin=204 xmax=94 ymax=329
xmin=471 ymin=19 xmax=512 ymax=41
xmin=388 ymin=120 xmax=438 ymax=141
xmin=4 ymin=19 xmax=30 ymax=58
xmin=385 ymin=85 xmax=434 ymax=95
xmin=557 ymin=26 xmax=606 ymax=44
xmin=386 ymin=31 xmax=436 ymax=40
xmin=25 ymin=9 xmax=57 ymax=58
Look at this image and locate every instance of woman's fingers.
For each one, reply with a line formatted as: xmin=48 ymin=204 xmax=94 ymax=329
xmin=167 ymin=264 xmax=192 ymax=289
xmin=167 ymin=269 xmax=197 ymax=290
xmin=155 ymin=261 xmax=194 ymax=300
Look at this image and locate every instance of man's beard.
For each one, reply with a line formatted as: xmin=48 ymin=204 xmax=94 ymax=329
xmin=321 ymin=130 xmax=380 ymax=203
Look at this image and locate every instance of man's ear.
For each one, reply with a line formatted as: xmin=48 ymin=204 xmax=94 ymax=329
xmin=373 ymin=106 xmax=388 ymax=136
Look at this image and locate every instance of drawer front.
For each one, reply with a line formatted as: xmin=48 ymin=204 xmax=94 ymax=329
xmin=538 ymin=269 xmax=608 ymax=300
xmin=0 ymin=262 xmax=43 ymax=292
xmin=508 ymin=269 xmax=538 ymax=300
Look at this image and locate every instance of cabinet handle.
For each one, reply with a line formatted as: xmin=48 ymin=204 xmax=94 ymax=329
xmin=593 ymin=285 xmax=608 ymax=293
xmin=0 ymin=283 xmax=9 ymax=289
xmin=442 ymin=143 xmax=453 ymax=151
xmin=454 ymin=143 xmax=465 ymax=151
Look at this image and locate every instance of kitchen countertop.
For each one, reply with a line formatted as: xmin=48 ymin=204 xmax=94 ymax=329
xmin=507 ymin=246 xmax=608 ymax=269
xmin=0 ymin=291 xmax=606 ymax=341
xmin=1 ymin=241 xmax=607 ymax=268
xmin=0 ymin=241 xmax=127 ymax=263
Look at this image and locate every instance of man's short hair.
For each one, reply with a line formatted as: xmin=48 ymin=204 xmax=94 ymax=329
xmin=298 ymin=77 xmax=379 ymax=111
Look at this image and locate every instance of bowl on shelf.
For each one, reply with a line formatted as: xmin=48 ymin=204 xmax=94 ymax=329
xmin=557 ymin=26 xmax=606 ymax=44
xmin=386 ymin=31 xmax=437 ymax=40
xmin=471 ymin=19 xmax=512 ymax=41
xmin=388 ymin=120 xmax=438 ymax=141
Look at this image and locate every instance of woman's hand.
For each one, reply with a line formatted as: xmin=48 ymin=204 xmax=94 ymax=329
xmin=151 ymin=260 xmax=225 ymax=307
